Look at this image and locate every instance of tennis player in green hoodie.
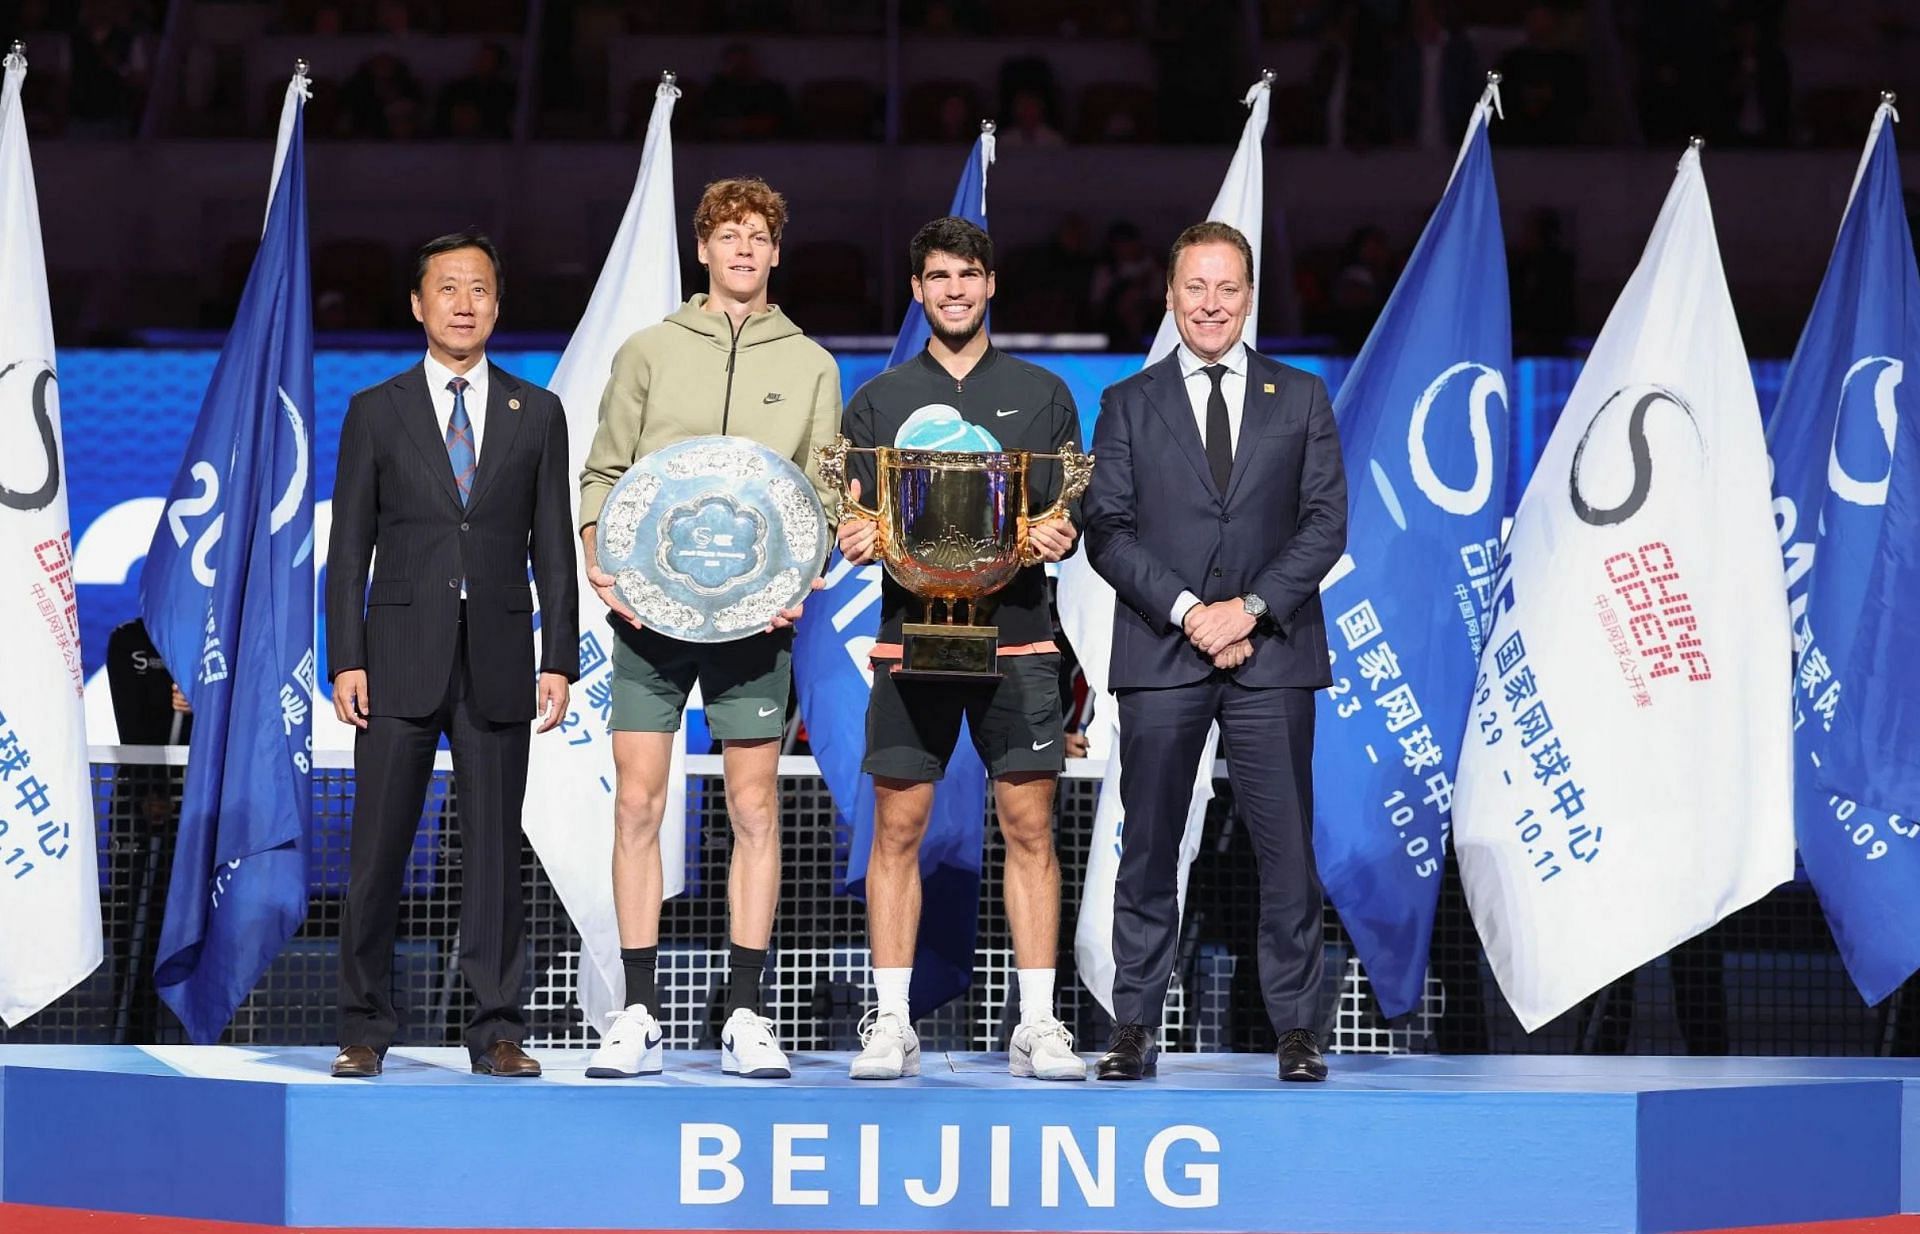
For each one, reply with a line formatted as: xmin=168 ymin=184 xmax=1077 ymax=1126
xmin=577 ymin=177 xmax=840 ymax=1079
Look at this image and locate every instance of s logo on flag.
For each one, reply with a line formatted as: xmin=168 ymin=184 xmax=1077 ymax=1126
xmin=1569 ymin=384 xmax=1702 ymax=527
xmin=1408 ymin=361 xmax=1506 ymax=517
xmin=0 ymin=358 xmax=58 ymax=512
xmin=1827 ymin=355 xmax=1901 ymax=507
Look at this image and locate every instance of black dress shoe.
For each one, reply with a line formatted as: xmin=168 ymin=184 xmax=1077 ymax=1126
xmin=1277 ymin=1027 xmax=1328 ymax=1082
xmin=472 ymin=1040 xmax=542 ymax=1077
xmin=331 ymin=1045 xmax=382 ymax=1078
xmin=1095 ymin=1024 xmax=1158 ymax=1081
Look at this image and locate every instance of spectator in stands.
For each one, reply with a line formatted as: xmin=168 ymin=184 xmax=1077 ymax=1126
xmin=999 ymin=88 xmax=1066 ymax=148
xmin=343 ymin=52 xmax=426 ymax=140
xmin=438 ymin=41 xmax=516 ymax=141
xmin=1510 ymin=207 xmax=1576 ymax=355
xmin=1635 ymin=0 xmax=1723 ymax=146
xmin=1327 ymin=224 xmax=1394 ymax=352
xmin=1089 ymin=221 xmax=1164 ymax=351
xmin=1310 ymin=0 xmax=1394 ymax=149
xmin=1495 ymin=3 xmax=1588 ymax=145
xmin=1151 ymin=0 xmax=1251 ymax=144
xmin=1711 ymin=16 xmax=1791 ymax=147
xmin=69 ymin=0 xmax=151 ymax=137
xmin=997 ymin=54 xmax=1058 ymax=128
xmin=703 ymin=43 xmax=791 ymax=141
xmin=930 ymin=88 xmax=973 ymax=144
xmin=1044 ymin=212 xmax=1099 ymax=329
xmin=1388 ymin=0 xmax=1481 ymax=150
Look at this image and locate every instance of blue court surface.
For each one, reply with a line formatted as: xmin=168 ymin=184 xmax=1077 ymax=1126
xmin=1 ymin=1046 xmax=1916 ymax=1232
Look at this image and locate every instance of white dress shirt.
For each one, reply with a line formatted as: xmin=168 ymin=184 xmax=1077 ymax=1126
xmin=423 ymin=352 xmax=490 ymax=462
xmin=1170 ymin=340 xmax=1250 ymax=627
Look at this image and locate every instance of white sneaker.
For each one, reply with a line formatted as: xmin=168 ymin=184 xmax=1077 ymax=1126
xmin=585 ymin=1004 xmax=664 ymax=1078
xmin=721 ymin=1008 xmax=791 ymax=1079
xmin=1010 ymin=1016 xmax=1088 ymax=1080
xmin=849 ymin=1008 xmax=920 ymax=1080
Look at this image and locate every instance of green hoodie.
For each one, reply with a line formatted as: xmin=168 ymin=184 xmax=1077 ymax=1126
xmin=578 ymin=293 xmax=842 ymax=531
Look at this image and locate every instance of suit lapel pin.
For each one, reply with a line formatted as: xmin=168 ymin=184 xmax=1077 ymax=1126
xmin=1263 ymin=382 xmax=1275 ymax=394
xmin=508 ymin=397 xmax=521 ymax=410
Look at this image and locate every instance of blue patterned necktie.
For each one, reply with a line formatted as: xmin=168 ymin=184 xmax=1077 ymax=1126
xmin=445 ymin=376 xmax=475 ymax=505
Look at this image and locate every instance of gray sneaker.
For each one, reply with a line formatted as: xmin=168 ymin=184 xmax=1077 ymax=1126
xmin=849 ymin=1008 xmax=920 ymax=1080
xmin=1010 ymin=1016 xmax=1087 ymax=1080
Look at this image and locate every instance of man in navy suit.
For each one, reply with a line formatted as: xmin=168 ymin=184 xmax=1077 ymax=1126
xmin=1083 ymin=221 xmax=1348 ymax=1082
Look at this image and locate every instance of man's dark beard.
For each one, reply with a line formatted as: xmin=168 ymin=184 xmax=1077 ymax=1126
xmin=923 ymin=301 xmax=985 ymax=347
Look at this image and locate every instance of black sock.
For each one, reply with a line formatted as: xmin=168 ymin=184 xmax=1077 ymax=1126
xmin=621 ymin=945 xmax=659 ymax=1012
xmin=727 ymin=943 xmax=768 ymax=1016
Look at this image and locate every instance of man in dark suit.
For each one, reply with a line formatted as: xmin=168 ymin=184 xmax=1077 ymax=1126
xmin=325 ymin=232 xmax=579 ymax=1079
xmin=1083 ymin=221 xmax=1348 ymax=1083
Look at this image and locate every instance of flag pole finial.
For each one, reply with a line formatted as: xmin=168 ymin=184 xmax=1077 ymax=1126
xmin=980 ymin=119 xmax=996 ymax=135
xmin=1883 ymin=91 xmax=1898 ymax=106
xmin=1689 ymin=135 xmax=1706 ymax=150
xmin=660 ymin=69 xmax=676 ymax=86
xmin=1486 ymin=70 xmax=1502 ymax=85
xmin=9 ymin=40 xmax=23 ymax=57
xmin=1260 ymin=68 xmax=1276 ymax=85
xmin=294 ymin=58 xmax=309 ymax=77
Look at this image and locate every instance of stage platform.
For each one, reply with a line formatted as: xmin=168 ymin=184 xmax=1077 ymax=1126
xmin=2 ymin=1046 xmax=1917 ymax=1233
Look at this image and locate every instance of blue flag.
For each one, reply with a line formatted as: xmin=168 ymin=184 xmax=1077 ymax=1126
xmin=1766 ymin=102 xmax=1920 ymax=1005
xmin=1311 ymin=91 xmax=1510 ymax=1019
xmin=141 ymin=78 xmax=314 ymax=1043
xmin=795 ymin=131 xmax=993 ymax=1019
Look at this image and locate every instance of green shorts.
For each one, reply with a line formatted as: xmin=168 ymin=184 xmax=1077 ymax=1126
xmin=610 ymin=624 xmax=793 ymax=740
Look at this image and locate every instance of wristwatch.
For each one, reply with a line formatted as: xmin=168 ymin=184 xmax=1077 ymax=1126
xmin=1242 ymin=593 xmax=1269 ymax=620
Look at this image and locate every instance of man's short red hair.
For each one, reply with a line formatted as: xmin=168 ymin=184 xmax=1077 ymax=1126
xmin=693 ymin=177 xmax=788 ymax=245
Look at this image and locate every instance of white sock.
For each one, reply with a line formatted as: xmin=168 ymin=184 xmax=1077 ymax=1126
xmin=1018 ymin=968 xmax=1056 ymax=1026
xmin=874 ymin=967 xmax=912 ymax=1022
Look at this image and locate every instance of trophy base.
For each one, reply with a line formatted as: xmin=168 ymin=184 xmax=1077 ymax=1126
xmin=897 ymin=622 xmax=1002 ymax=681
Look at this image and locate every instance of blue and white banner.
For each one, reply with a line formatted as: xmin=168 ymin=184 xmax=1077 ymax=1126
xmin=140 ymin=69 xmax=315 ymax=1043
xmin=795 ymin=130 xmax=993 ymax=1017
xmin=1767 ymin=100 xmax=1920 ymax=1004
xmin=526 ymin=74 xmax=687 ymax=1034
xmin=1063 ymin=76 xmax=1273 ymax=1014
xmin=0 ymin=47 xmax=100 ymax=1026
xmin=1311 ymin=83 xmax=1510 ymax=1019
xmin=1453 ymin=145 xmax=1793 ymax=1032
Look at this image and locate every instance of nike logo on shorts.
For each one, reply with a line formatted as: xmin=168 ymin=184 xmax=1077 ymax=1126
xmin=1031 ymin=739 xmax=1055 ymax=751
xmin=758 ymin=705 xmax=779 ymax=717
xmin=995 ymin=408 xmax=1021 ymax=417
xmin=763 ymin=392 xmax=785 ymax=404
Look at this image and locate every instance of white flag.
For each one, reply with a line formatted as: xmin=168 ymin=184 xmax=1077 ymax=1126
xmin=0 ymin=48 xmax=101 ymax=1025
xmin=1064 ymin=76 xmax=1272 ymax=1014
xmin=1452 ymin=145 xmax=1793 ymax=1032
xmin=525 ymin=75 xmax=686 ymax=1034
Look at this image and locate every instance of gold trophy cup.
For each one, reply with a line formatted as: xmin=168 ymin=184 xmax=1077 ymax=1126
xmin=817 ymin=436 xmax=1095 ymax=679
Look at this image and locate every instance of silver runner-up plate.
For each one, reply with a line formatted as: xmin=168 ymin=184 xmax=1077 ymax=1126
xmin=595 ymin=435 xmax=828 ymax=643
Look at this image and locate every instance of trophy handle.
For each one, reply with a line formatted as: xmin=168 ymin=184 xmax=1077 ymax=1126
xmin=1016 ymin=442 xmax=1096 ymax=567
xmin=814 ymin=436 xmax=888 ymax=553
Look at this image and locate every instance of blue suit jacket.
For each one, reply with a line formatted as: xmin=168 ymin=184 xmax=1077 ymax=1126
xmin=1084 ymin=350 xmax=1347 ymax=691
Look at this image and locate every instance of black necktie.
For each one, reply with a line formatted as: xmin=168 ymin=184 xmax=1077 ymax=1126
xmin=1202 ymin=363 xmax=1232 ymax=492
